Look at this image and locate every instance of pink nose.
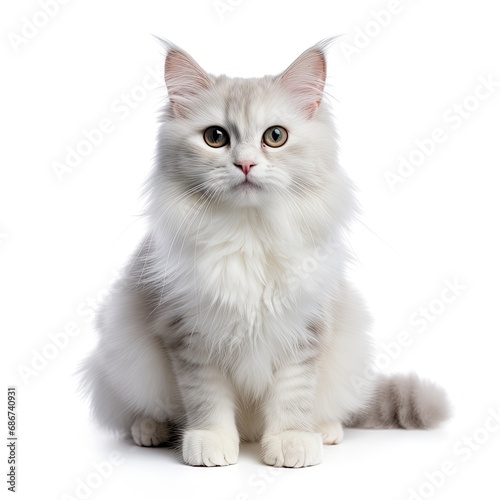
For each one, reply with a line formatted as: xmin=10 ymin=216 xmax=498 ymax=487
xmin=234 ymin=161 xmax=256 ymax=175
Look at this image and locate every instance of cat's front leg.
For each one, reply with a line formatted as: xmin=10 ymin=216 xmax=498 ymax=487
xmin=172 ymin=353 xmax=239 ymax=466
xmin=260 ymin=358 xmax=323 ymax=467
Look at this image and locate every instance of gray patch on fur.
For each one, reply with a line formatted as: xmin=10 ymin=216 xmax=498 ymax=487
xmin=348 ymin=373 xmax=451 ymax=429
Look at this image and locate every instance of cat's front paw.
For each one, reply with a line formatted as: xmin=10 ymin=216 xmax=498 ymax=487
xmin=182 ymin=429 xmax=239 ymax=466
xmin=261 ymin=431 xmax=323 ymax=467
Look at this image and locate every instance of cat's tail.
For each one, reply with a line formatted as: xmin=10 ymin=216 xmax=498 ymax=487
xmin=348 ymin=373 xmax=451 ymax=429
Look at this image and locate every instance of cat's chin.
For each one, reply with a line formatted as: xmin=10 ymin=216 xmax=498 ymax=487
xmin=235 ymin=179 xmax=262 ymax=192
xmin=227 ymin=180 xmax=266 ymax=207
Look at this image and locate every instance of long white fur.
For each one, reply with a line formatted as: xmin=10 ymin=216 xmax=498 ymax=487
xmin=79 ymin=39 xmax=449 ymax=468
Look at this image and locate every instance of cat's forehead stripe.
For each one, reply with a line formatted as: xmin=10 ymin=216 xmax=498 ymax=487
xmin=224 ymin=82 xmax=253 ymax=138
xmin=222 ymin=79 xmax=275 ymax=141
xmin=225 ymin=121 xmax=241 ymax=142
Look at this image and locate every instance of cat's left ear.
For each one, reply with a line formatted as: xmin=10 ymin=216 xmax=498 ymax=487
xmin=277 ymin=39 xmax=332 ymax=118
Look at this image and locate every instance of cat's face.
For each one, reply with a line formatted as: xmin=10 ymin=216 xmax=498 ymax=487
xmin=158 ymin=41 xmax=336 ymax=209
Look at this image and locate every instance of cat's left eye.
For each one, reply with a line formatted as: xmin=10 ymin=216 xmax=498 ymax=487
xmin=262 ymin=126 xmax=288 ymax=148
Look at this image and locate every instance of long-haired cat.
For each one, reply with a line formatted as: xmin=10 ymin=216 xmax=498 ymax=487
xmin=79 ymin=39 xmax=450 ymax=467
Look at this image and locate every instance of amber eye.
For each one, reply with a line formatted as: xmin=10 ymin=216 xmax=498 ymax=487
xmin=204 ymin=126 xmax=229 ymax=148
xmin=262 ymin=126 xmax=288 ymax=148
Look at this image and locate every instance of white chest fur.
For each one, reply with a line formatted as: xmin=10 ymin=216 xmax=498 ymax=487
xmin=170 ymin=212 xmax=335 ymax=344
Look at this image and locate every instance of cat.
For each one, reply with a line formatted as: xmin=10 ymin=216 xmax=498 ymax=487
xmin=79 ymin=38 xmax=450 ymax=467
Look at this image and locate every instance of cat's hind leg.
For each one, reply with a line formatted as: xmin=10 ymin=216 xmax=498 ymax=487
xmin=131 ymin=416 xmax=171 ymax=446
xmin=79 ymin=283 xmax=180 ymax=440
xmin=317 ymin=421 xmax=344 ymax=445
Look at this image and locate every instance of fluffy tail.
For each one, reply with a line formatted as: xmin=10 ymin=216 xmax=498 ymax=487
xmin=348 ymin=373 xmax=451 ymax=429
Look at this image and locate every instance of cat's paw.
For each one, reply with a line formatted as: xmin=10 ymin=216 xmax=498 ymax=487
xmin=318 ymin=421 xmax=344 ymax=445
xmin=182 ymin=429 xmax=239 ymax=466
xmin=261 ymin=431 xmax=323 ymax=467
xmin=131 ymin=416 xmax=170 ymax=447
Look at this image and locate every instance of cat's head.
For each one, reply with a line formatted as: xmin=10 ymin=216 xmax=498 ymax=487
xmin=152 ymin=39 xmax=346 ymax=214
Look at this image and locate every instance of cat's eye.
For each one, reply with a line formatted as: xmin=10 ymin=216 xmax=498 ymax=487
xmin=262 ymin=126 xmax=288 ymax=148
xmin=204 ymin=126 xmax=229 ymax=148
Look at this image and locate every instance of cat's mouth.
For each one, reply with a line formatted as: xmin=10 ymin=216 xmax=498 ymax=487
xmin=236 ymin=178 xmax=261 ymax=190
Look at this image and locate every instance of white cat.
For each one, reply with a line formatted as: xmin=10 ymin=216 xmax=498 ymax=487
xmin=80 ymin=39 xmax=449 ymax=467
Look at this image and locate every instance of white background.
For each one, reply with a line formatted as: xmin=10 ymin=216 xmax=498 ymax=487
xmin=2 ymin=0 xmax=500 ymax=499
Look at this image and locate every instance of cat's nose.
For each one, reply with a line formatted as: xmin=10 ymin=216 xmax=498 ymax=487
xmin=233 ymin=161 xmax=256 ymax=175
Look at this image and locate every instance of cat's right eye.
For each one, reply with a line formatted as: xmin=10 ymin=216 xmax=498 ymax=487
xmin=203 ymin=126 xmax=229 ymax=148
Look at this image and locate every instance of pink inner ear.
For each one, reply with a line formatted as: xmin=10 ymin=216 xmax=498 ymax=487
xmin=164 ymin=49 xmax=211 ymax=114
xmin=278 ymin=48 xmax=327 ymax=117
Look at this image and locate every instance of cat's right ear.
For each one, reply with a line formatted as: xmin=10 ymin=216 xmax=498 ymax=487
xmin=157 ymin=39 xmax=211 ymax=117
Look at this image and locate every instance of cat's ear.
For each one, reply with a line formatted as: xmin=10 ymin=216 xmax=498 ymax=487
xmin=158 ymin=39 xmax=211 ymax=116
xmin=277 ymin=40 xmax=332 ymax=118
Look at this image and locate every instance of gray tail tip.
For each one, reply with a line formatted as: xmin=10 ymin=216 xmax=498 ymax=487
xmin=350 ymin=373 xmax=452 ymax=430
